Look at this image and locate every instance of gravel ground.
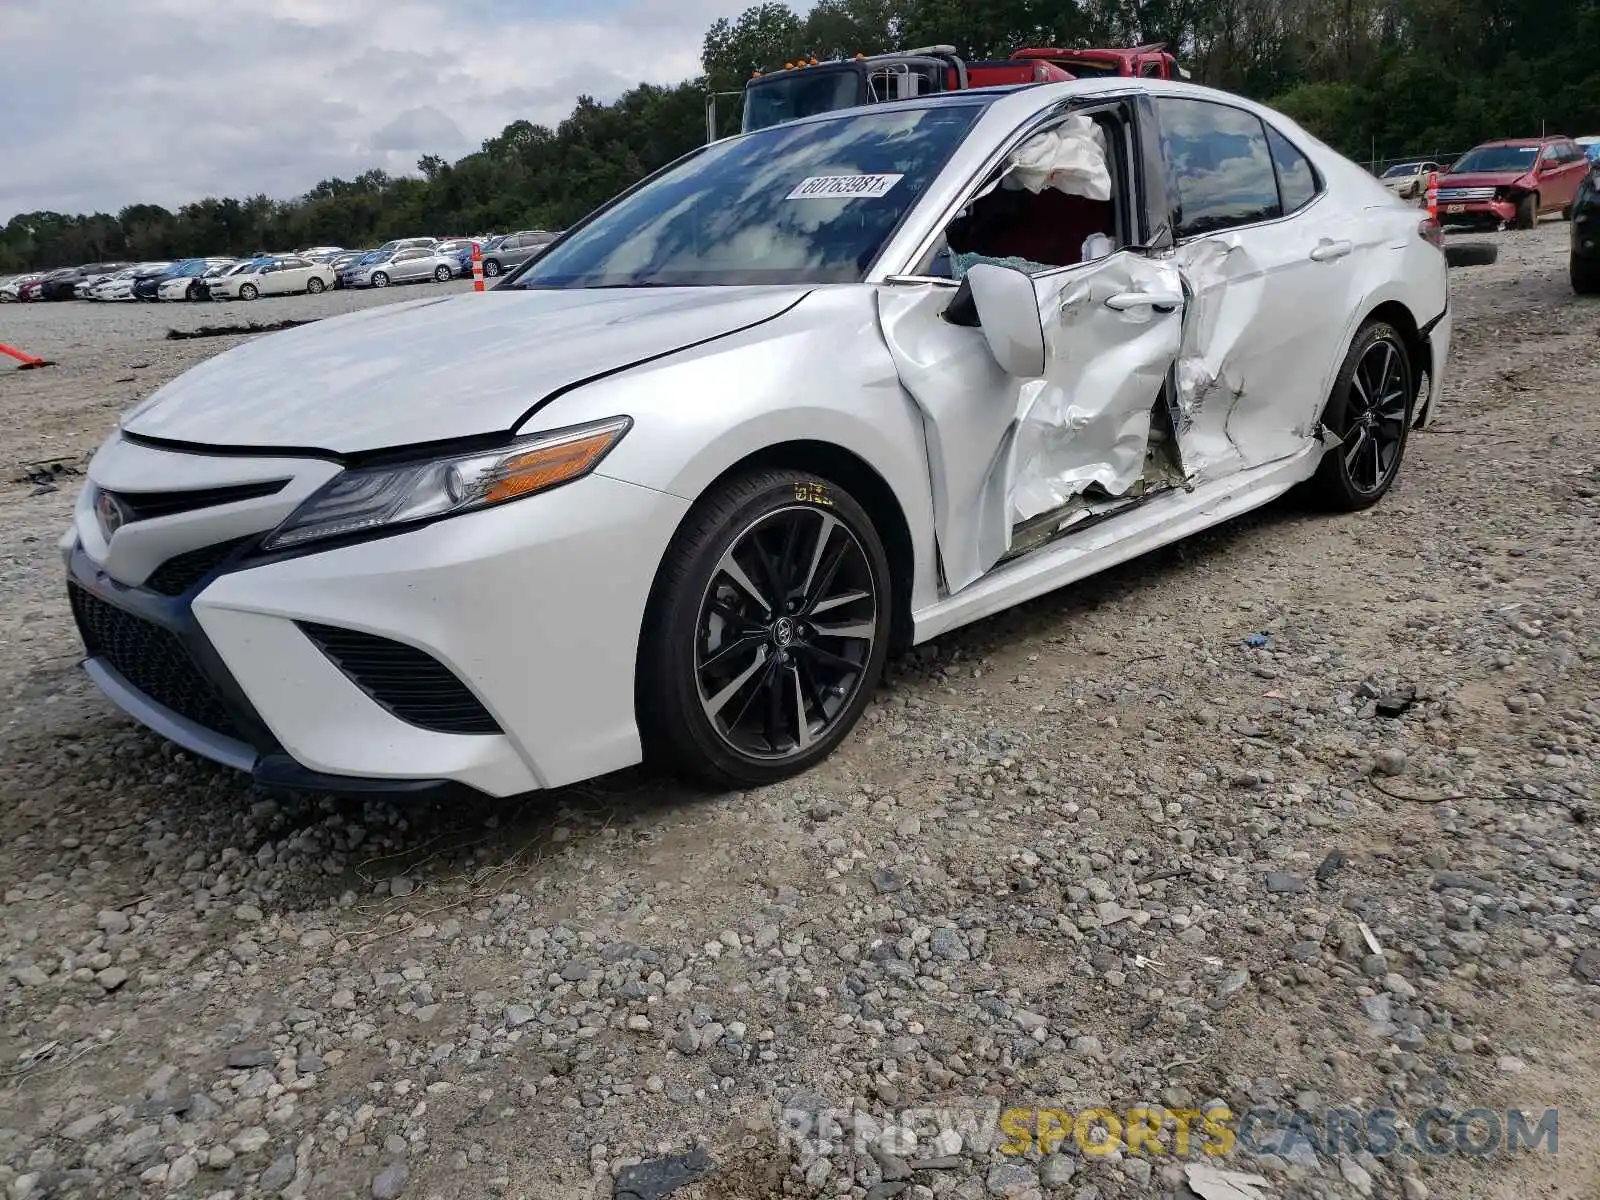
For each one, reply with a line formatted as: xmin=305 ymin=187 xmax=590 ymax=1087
xmin=1 ymin=225 xmax=1597 ymax=1200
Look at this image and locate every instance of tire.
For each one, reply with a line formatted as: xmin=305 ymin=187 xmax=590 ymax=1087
xmin=306 ymin=277 xmax=326 ymax=294
xmin=1514 ymin=193 xmax=1538 ymax=230
xmin=433 ymin=265 xmax=452 ymax=282
xmin=482 ymin=259 xmax=502 ymax=277
xmin=638 ymin=468 xmax=893 ymax=789
xmin=238 ymin=283 xmax=259 ymax=301
xmin=371 ymin=272 xmax=389 ymax=288
xmin=187 ymin=282 xmax=202 ymax=301
xmin=1574 ymin=254 xmax=1600 ymax=295
xmin=1307 ymin=320 xmax=1414 ymax=512
xmin=1445 ymin=241 xmax=1499 ymax=267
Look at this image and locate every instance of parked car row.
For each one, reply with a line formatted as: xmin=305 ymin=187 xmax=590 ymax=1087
xmin=0 ymin=230 xmax=563 ymax=303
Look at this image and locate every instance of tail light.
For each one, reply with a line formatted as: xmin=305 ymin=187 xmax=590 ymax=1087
xmin=1419 ymin=216 xmax=1444 ymax=250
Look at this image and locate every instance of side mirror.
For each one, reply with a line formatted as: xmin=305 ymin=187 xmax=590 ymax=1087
xmin=964 ymin=263 xmax=1046 ymax=377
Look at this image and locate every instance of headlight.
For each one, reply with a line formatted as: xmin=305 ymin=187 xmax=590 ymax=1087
xmin=261 ymin=416 xmax=631 ymax=551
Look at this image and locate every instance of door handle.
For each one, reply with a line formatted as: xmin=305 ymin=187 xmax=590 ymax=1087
xmin=1309 ymin=238 xmax=1353 ymax=262
xmin=1104 ymin=290 xmax=1183 ymax=311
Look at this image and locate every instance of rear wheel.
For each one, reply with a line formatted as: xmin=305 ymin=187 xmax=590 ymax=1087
xmin=1308 ymin=320 xmax=1413 ymax=511
xmin=371 ymin=272 xmax=389 ymax=288
xmin=1574 ymin=253 xmax=1600 ymax=295
xmin=483 ymin=259 xmax=502 ymax=277
xmin=433 ymin=265 xmax=452 ymax=282
xmin=638 ymin=468 xmax=892 ymax=789
xmin=306 ymin=277 xmax=326 ymax=294
xmin=1514 ymin=193 xmax=1539 ymax=230
xmin=238 ymin=283 xmax=259 ymax=301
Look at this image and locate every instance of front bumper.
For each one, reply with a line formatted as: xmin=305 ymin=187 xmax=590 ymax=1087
xmin=64 ymin=469 xmax=688 ymax=798
xmin=1437 ymin=198 xmax=1516 ymax=226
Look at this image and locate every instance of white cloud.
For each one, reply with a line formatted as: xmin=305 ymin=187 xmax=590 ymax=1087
xmin=0 ymin=0 xmax=748 ymax=218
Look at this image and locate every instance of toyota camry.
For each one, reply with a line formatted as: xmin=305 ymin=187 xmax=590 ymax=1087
xmin=62 ymin=77 xmax=1450 ymax=798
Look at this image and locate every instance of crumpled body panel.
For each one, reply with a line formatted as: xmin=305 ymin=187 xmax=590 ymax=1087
xmin=1170 ymin=235 xmax=1263 ymax=479
xmin=878 ymin=250 xmax=1185 ymax=592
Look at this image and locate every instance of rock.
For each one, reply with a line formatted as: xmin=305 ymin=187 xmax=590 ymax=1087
xmin=61 ymin=1113 xmax=105 ymax=1140
xmin=260 ymin=1150 xmax=297 ymax=1190
xmin=208 ymin=1145 xmax=236 ymax=1169
xmin=1572 ymin=950 xmax=1600 ymax=984
xmin=389 ymin=876 xmax=415 ymax=898
xmin=97 ymin=909 xmax=131 ymax=935
xmin=614 ymin=1147 xmax=714 ymax=1200
xmin=230 ymin=1126 xmax=271 ymax=1155
xmin=227 ymin=1048 xmax=273 ymax=1069
xmin=1373 ymin=749 xmax=1407 ymax=776
xmin=299 ymin=929 xmax=333 ymax=950
xmin=371 ymin=1162 xmax=409 ymax=1200
xmin=1264 ymin=873 xmax=1308 ymax=894
xmin=96 ymin=966 xmax=129 ymax=991
xmin=1340 ymin=1156 xmax=1375 ymax=1196
xmin=1013 ymin=1010 xmax=1049 ymax=1033
xmin=168 ymin=1153 xmax=199 ymax=1189
xmin=985 ymin=1163 xmax=1039 ymax=1197
xmin=930 ymin=928 xmax=969 ymax=961
xmin=1315 ymin=849 xmax=1348 ymax=882
xmin=505 ymin=1004 xmax=537 ymax=1027
xmin=873 ymin=869 xmax=906 ymax=894
xmin=1039 ymin=1154 xmax=1077 ymax=1188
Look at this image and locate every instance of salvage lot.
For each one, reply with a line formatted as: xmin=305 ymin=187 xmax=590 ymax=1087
xmin=1 ymin=225 xmax=1597 ymax=1199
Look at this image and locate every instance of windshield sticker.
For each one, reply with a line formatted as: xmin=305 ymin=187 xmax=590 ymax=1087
xmin=785 ymin=173 xmax=904 ymax=201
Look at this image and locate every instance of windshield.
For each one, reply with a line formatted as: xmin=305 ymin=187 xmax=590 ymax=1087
xmin=507 ymin=104 xmax=982 ymax=289
xmin=743 ymin=68 xmax=865 ymax=133
xmin=1450 ymin=145 xmax=1538 ymax=173
xmin=1381 ymin=162 xmax=1421 ymax=178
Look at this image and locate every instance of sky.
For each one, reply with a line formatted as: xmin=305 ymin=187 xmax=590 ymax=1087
xmin=0 ymin=0 xmax=763 ymax=221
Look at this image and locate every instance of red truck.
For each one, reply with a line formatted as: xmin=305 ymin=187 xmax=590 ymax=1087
xmin=1434 ymin=136 xmax=1592 ymax=230
xmin=737 ymin=43 xmax=1187 ymax=136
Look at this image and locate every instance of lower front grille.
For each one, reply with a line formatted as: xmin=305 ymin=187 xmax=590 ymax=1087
xmin=298 ymin=622 xmax=501 ymax=735
xmin=145 ymin=537 xmax=251 ymax=596
xmin=69 ymin=584 xmax=241 ymax=738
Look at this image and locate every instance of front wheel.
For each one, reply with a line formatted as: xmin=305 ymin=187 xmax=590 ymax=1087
xmin=371 ymin=272 xmax=389 ymax=288
xmin=433 ymin=265 xmax=452 ymax=282
xmin=482 ymin=260 xmax=502 ymax=277
xmin=1307 ymin=320 xmax=1413 ymax=511
xmin=1514 ymin=193 xmax=1538 ymax=230
xmin=238 ymin=283 xmax=259 ymax=301
xmin=306 ymin=277 xmax=326 ymax=294
xmin=638 ymin=469 xmax=892 ymax=788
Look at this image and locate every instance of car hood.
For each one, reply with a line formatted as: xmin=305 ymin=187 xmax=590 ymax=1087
xmin=1438 ymin=171 xmax=1528 ymax=188
xmin=120 ymin=285 xmax=814 ymax=454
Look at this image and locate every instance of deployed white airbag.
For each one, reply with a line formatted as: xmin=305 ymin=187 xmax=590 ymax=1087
xmin=998 ymin=114 xmax=1112 ymax=200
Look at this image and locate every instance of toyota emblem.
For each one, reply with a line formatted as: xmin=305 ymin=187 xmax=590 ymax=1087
xmin=94 ymin=489 xmax=127 ymax=540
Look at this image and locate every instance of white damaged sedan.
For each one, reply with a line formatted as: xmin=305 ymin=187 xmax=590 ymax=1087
xmin=63 ymin=78 xmax=1450 ymax=798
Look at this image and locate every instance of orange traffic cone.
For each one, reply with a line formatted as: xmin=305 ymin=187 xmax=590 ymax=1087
xmin=1424 ymin=170 xmax=1438 ymax=220
xmin=472 ymin=242 xmax=484 ymax=292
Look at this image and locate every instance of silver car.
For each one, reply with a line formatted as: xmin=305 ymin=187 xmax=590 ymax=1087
xmin=479 ymin=230 xmax=557 ymax=277
xmin=343 ymin=247 xmax=459 ymax=288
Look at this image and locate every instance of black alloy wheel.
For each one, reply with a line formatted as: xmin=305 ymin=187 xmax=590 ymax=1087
xmin=640 ymin=469 xmax=891 ymax=788
xmin=1308 ymin=320 xmax=1413 ymax=510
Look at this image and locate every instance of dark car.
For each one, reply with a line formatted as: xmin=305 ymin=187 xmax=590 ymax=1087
xmin=1573 ymin=165 xmax=1600 ymax=293
xmin=1435 ymin=137 xmax=1590 ymax=230
xmin=38 ymin=266 xmax=92 ymax=301
xmin=134 ymin=257 xmax=208 ymax=301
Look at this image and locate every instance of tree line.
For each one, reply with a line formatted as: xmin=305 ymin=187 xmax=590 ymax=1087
xmin=4 ymin=0 xmax=1596 ymax=272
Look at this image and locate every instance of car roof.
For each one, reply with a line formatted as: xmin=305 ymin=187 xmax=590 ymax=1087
xmin=1475 ymin=137 xmax=1557 ymax=147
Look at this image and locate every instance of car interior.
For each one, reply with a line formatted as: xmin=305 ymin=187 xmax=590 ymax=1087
xmin=919 ymin=102 xmax=1133 ymax=282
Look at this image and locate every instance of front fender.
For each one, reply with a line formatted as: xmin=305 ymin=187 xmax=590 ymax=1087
xmin=519 ymin=288 xmax=943 ymax=614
